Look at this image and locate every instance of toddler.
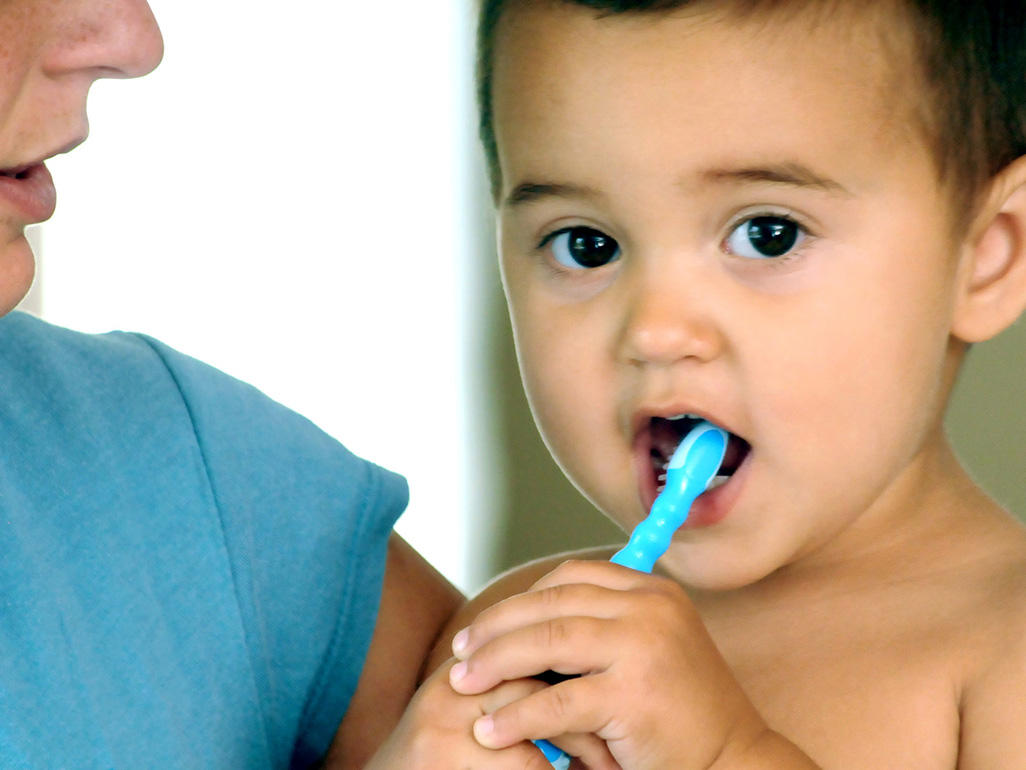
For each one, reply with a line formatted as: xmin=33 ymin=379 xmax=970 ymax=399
xmin=367 ymin=1 xmax=1026 ymax=767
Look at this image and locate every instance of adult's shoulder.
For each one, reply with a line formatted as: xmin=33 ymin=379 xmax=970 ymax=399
xmin=0 ymin=310 xmax=186 ymax=398
xmin=0 ymin=311 xmax=271 ymax=438
xmin=0 ymin=313 xmax=411 ymax=765
xmin=0 ymin=311 xmax=407 ymax=511
xmin=0 ymin=312 xmax=230 ymax=479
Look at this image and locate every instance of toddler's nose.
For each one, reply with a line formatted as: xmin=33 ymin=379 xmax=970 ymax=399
xmin=41 ymin=0 xmax=164 ymax=81
xmin=616 ymin=267 xmax=724 ymax=368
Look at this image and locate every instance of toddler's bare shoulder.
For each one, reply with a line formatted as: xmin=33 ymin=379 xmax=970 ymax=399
xmin=424 ymin=546 xmax=618 ymax=674
xmin=941 ymin=509 xmax=1026 ymax=642
xmin=953 ymin=516 xmax=1026 ymax=767
xmin=470 ymin=545 xmax=620 ymax=610
xmin=961 ymin=510 xmax=1026 ymax=621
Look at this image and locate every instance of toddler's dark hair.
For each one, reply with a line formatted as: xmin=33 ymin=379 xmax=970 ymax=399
xmin=476 ymin=0 xmax=1026 ymax=220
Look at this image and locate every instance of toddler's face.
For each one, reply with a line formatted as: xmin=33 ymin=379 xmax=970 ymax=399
xmin=492 ymin=3 xmax=971 ymax=589
xmin=0 ymin=0 xmax=162 ymax=315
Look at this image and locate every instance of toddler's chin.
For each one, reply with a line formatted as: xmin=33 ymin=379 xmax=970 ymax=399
xmin=659 ymin=540 xmax=782 ymax=593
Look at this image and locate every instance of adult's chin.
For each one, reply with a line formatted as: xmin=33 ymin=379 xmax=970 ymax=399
xmin=0 ymin=231 xmax=38 ymax=316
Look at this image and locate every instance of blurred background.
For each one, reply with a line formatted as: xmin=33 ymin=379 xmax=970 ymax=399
xmin=24 ymin=1 xmax=1025 ymax=593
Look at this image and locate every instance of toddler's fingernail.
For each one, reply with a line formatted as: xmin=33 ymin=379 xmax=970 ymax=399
xmin=449 ymin=661 xmax=468 ymax=686
xmin=474 ymin=715 xmax=495 ymax=744
xmin=452 ymin=627 xmax=470 ymax=656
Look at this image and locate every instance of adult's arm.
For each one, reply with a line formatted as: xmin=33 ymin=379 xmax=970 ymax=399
xmin=322 ymin=534 xmax=463 ymax=768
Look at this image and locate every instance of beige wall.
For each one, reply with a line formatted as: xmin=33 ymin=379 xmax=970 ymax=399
xmin=948 ymin=321 xmax=1026 ymax=517
xmin=482 ymin=281 xmax=621 ymax=576
xmin=483 ymin=276 xmax=1026 ymax=576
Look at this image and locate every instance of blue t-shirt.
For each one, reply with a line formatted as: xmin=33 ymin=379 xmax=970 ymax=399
xmin=0 ymin=312 xmax=407 ymax=768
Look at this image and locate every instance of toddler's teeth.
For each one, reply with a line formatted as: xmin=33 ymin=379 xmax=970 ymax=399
xmin=707 ymin=474 xmax=729 ymax=490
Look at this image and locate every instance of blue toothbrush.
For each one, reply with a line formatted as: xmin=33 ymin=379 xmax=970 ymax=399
xmin=533 ymin=420 xmax=728 ymax=767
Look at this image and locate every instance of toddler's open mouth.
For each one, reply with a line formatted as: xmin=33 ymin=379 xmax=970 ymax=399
xmin=647 ymin=415 xmax=750 ymax=496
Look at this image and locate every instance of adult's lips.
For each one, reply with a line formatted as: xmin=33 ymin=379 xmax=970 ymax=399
xmin=0 ymin=165 xmax=32 ymax=179
xmin=0 ymin=163 xmax=57 ymax=223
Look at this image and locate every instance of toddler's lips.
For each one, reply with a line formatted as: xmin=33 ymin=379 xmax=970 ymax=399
xmin=0 ymin=163 xmax=57 ymax=224
xmin=680 ymin=446 xmax=751 ymax=529
xmin=635 ymin=414 xmax=751 ymax=514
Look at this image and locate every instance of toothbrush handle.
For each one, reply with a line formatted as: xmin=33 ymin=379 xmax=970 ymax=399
xmin=533 ymin=738 xmax=572 ymax=769
xmin=534 ymin=422 xmax=727 ymax=767
xmin=609 ymin=486 xmax=698 ymax=572
xmin=530 ymin=490 xmax=695 ymax=769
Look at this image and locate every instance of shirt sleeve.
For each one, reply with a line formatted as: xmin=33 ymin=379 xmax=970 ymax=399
xmin=133 ymin=334 xmax=408 ymax=768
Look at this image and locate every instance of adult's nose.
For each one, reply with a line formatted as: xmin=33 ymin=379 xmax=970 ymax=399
xmin=40 ymin=0 xmax=164 ymax=81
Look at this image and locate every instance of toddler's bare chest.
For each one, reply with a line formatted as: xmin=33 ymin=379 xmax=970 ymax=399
xmin=705 ymin=599 xmax=968 ymax=768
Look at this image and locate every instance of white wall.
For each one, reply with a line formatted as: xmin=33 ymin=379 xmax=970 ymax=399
xmin=33 ymin=1 xmax=493 ymax=591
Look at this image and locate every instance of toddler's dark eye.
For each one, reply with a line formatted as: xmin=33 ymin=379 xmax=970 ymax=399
xmin=547 ymin=226 xmax=620 ymax=269
xmin=725 ymin=216 xmax=805 ymax=259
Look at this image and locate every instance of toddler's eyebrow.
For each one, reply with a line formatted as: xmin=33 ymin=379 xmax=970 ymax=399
xmin=696 ymin=163 xmax=853 ymax=196
xmin=503 ymin=163 xmax=851 ymax=208
xmin=504 ymin=181 xmax=602 ymax=208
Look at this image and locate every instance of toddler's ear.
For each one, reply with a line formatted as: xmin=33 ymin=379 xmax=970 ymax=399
xmin=953 ymin=155 xmax=1026 ymax=343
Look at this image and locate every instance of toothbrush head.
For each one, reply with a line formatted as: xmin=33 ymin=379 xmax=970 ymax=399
xmin=610 ymin=420 xmax=728 ymax=573
xmin=665 ymin=420 xmax=729 ymax=494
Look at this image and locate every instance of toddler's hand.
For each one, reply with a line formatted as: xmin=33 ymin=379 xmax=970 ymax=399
xmin=448 ymin=560 xmax=773 ymax=770
xmin=365 ymin=657 xmax=618 ymax=769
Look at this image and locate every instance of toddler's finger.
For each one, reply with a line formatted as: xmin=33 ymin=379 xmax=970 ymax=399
xmin=477 ymin=675 xmax=551 ymax=712
xmin=452 ymin=581 xmax=640 ymax=660
xmin=529 ymin=559 xmax=662 ymax=593
xmin=368 ymin=664 xmax=563 ymax=769
xmin=451 ymin=615 xmax=617 ymax=694
xmin=475 ymin=674 xmax=621 ymax=769
xmin=474 ymin=676 xmax=613 ymax=752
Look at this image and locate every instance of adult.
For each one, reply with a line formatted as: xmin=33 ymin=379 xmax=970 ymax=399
xmin=0 ymin=2 xmax=460 ymax=767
